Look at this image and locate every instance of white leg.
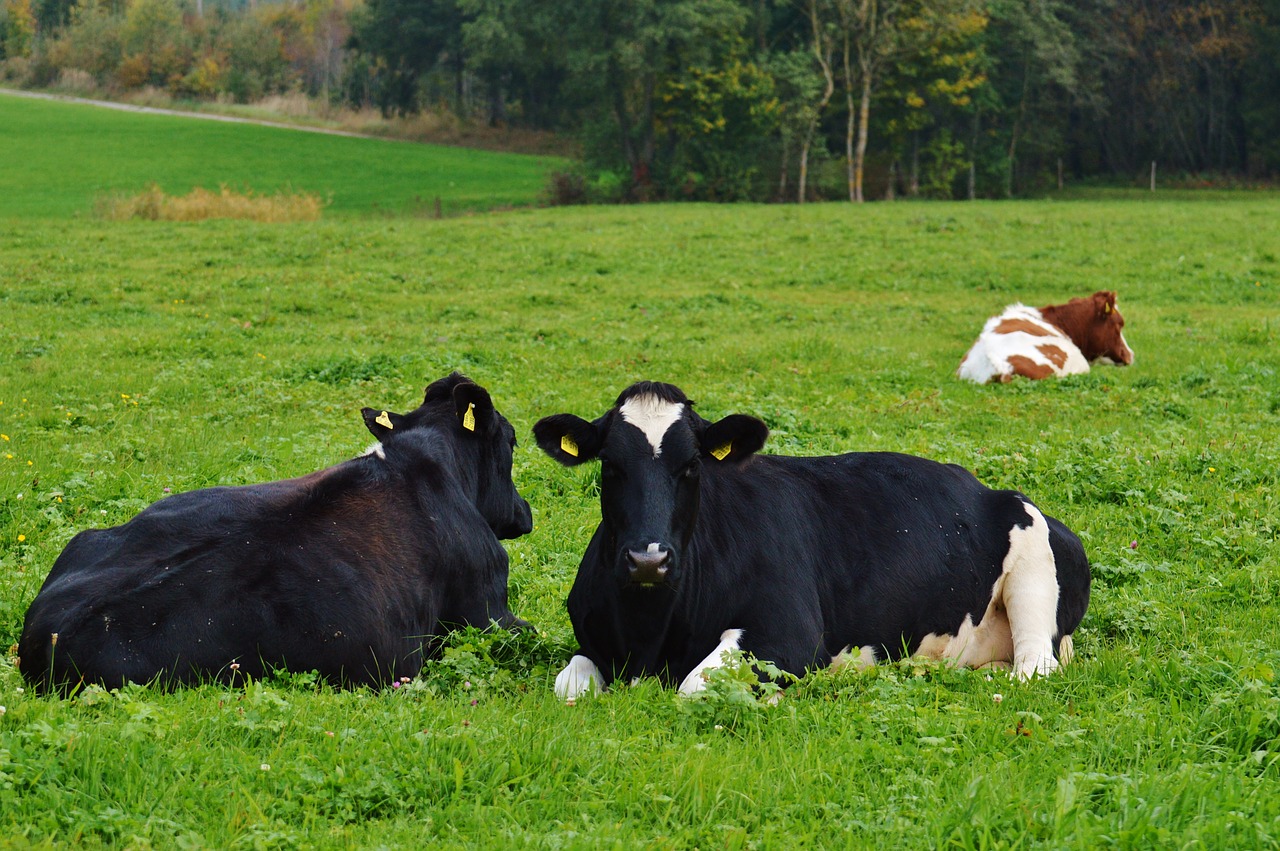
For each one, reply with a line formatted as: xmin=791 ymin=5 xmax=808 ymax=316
xmin=555 ymin=654 xmax=604 ymax=701
xmin=1002 ymin=504 xmax=1061 ymax=679
xmin=677 ymin=629 xmax=743 ymax=695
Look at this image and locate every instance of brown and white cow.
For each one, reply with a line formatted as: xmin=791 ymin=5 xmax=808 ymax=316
xmin=958 ymin=291 xmax=1134 ymax=384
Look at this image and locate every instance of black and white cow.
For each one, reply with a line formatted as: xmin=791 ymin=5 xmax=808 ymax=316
xmin=19 ymin=373 xmax=532 ymax=693
xmin=534 ymin=382 xmax=1090 ymax=699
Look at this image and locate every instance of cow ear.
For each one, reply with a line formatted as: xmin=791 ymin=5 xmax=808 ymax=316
xmin=1094 ymin=291 xmax=1118 ymax=316
xmin=533 ymin=414 xmax=600 ymax=466
xmin=362 ymin=407 xmax=404 ymax=439
xmin=452 ymin=382 xmax=494 ymax=435
xmin=701 ymin=414 xmax=768 ymax=463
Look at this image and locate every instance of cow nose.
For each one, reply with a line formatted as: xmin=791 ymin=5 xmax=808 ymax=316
xmin=626 ymin=548 xmax=670 ymax=585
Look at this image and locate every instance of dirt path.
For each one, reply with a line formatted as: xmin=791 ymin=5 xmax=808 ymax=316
xmin=0 ymin=87 xmax=382 ymax=140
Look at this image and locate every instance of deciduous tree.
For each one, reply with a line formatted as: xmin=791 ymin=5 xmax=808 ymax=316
xmin=559 ymin=0 xmax=748 ymax=196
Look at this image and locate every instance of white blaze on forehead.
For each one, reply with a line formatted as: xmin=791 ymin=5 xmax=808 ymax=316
xmin=619 ymin=395 xmax=685 ymax=458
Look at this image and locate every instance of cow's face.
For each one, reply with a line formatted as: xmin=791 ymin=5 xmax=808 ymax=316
xmin=1050 ymin=291 xmax=1135 ymax=366
xmin=534 ymin=382 xmax=767 ymax=589
xmin=363 ymin=373 xmax=533 ymax=540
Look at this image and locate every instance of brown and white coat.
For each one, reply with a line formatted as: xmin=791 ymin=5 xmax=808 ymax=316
xmin=958 ymin=291 xmax=1134 ymax=384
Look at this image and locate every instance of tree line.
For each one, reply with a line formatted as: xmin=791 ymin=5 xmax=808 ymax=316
xmin=4 ymin=0 xmax=1279 ymax=201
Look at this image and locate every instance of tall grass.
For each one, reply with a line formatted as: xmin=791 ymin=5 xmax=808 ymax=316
xmin=96 ymin=183 xmax=326 ymax=222
xmin=0 ymin=191 xmax=1278 ymax=845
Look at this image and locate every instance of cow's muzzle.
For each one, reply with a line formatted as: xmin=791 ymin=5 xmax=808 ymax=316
xmin=626 ymin=547 xmax=671 ymax=586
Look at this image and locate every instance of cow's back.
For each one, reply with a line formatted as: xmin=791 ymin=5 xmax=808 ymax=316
xmin=18 ymin=472 xmax=453 ymax=690
xmin=958 ymin=304 xmax=1090 ymax=383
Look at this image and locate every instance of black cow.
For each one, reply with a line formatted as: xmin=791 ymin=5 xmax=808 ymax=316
xmin=534 ymin=382 xmax=1090 ymax=698
xmin=19 ymin=373 xmax=532 ymax=693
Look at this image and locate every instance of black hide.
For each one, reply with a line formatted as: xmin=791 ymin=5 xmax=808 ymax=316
xmin=19 ymin=373 xmax=532 ymax=693
xmin=535 ymin=382 xmax=1091 ymax=689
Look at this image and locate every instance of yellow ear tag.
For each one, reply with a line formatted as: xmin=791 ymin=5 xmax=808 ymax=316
xmin=710 ymin=442 xmax=732 ymax=461
xmin=375 ymin=411 xmax=393 ymax=429
xmin=560 ymin=434 xmax=579 ymax=457
xmin=1103 ymin=303 xmax=1113 ymax=315
xmin=462 ymin=402 xmax=476 ymax=432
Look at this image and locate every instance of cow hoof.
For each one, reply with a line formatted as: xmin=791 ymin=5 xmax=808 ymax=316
xmin=830 ymin=644 xmax=878 ymax=672
xmin=1058 ymin=634 xmax=1075 ymax=665
xmin=1013 ymin=654 xmax=1059 ymax=681
xmin=555 ymin=655 xmax=603 ymax=701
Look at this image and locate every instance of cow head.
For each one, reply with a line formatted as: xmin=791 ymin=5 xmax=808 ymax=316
xmin=362 ymin=372 xmax=533 ymax=540
xmin=534 ymin=382 xmax=768 ymax=589
xmin=1041 ymin=290 xmax=1135 ymax=366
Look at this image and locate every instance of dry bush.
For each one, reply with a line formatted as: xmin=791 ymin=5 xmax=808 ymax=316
xmin=52 ymin=68 xmax=97 ymax=94
xmin=119 ymin=85 xmax=176 ymax=108
xmin=252 ymin=91 xmax=313 ymax=117
xmin=97 ymin=183 xmax=325 ymax=222
xmin=331 ymin=103 xmax=574 ymax=157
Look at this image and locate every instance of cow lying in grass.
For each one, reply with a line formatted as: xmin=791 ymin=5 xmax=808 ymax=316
xmin=958 ymin=290 xmax=1134 ymax=383
xmin=535 ymin=382 xmax=1091 ymax=699
xmin=19 ymin=373 xmax=532 ymax=694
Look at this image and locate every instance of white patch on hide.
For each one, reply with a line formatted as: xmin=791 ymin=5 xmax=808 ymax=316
xmin=361 ymin=441 xmax=386 ymax=460
xmin=916 ymin=590 xmax=1015 ymax=671
xmin=913 ymin=501 xmax=1064 ymax=679
xmin=957 ymin=304 xmax=1090 ymax=383
xmin=1001 ymin=502 xmax=1061 ymax=679
xmin=619 ymin=395 xmax=684 ymax=458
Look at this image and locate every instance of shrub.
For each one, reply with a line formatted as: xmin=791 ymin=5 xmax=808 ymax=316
xmin=677 ymin=650 xmax=796 ymax=732
xmin=1 ymin=0 xmax=35 ymax=60
xmin=544 ymin=170 xmax=588 ymax=206
xmin=50 ymin=0 xmax=123 ymax=83
xmin=115 ymin=52 xmax=149 ymax=88
xmin=172 ymin=55 xmax=221 ymax=97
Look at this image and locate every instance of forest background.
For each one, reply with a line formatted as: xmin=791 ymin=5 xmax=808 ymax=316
xmin=2 ymin=0 xmax=1280 ymax=203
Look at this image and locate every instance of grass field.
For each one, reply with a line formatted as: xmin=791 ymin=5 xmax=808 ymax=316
xmin=0 ymin=92 xmax=565 ymax=219
xmin=2 ymin=96 xmax=1279 ymax=847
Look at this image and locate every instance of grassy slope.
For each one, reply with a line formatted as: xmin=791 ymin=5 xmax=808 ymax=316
xmin=0 ymin=92 xmax=564 ymax=218
xmin=1 ymin=128 xmax=1278 ymax=845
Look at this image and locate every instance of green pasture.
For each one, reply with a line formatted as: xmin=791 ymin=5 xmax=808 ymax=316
xmin=1 ymin=96 xmax=1279 ymax=847
xmin=0 ymin=91 xmax=564 ymax=218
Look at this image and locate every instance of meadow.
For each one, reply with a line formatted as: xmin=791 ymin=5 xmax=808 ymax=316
xmin=0 ymin=92 xmax=565 ymax=219
xmin=1 ymin=96 xmax=1279 ymax=847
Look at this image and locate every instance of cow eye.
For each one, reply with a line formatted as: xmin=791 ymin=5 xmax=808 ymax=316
xmin=681 ymin=461 xmax=700 ymax=479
